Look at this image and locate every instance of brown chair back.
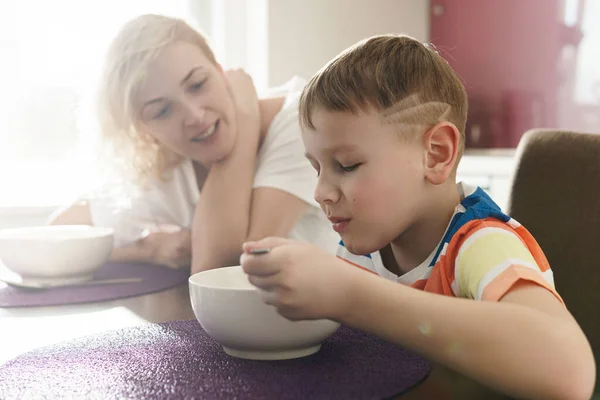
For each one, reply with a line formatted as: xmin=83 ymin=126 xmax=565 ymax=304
xmin=507 ymin=129 xmax=600 ymax=377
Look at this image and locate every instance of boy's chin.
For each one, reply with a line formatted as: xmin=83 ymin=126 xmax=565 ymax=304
xmin=343 ymin=239 xmax=377 ymax=257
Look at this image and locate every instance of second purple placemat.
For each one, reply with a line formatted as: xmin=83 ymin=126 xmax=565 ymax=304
xmin=0 ymin=262 xmax=189 ymax=307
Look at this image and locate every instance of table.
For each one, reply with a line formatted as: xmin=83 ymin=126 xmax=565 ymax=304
xmin=0 ymin=283 xmax=509 ymax=399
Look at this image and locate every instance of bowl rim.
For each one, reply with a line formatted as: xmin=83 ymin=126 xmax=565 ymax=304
xmin=0 ymin=225 xmax=115 ymax=241
xmin=189 ymin=265 xmax=257 ymax=292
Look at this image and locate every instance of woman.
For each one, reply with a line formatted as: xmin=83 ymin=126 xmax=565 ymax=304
xmin=51 ymin=14 xmax=338 ymax=273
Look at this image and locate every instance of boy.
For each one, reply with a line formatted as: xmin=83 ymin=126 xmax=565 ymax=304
xmin=240 ymin=35 xmax=595 ymax=399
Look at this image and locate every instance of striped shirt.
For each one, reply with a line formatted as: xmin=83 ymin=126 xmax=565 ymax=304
xmin=337 ymin=182 xmax=563 ymax=303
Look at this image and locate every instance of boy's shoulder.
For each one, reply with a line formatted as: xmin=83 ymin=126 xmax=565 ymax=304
xmin=442 ymin=183 xmax=548 ymax=277
xmin=429 ymin=183 xmax=512 ymax=264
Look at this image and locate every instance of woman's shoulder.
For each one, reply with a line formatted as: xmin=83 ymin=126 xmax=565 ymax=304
xmin=261 ymin=76 xmax=307 ymax=143
xmin=261 ymin=76 xmax=307 ymax=100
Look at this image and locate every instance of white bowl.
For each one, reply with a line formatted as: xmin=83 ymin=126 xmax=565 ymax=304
xmin=0 ymin=225 xmax=114 ymax=284
xmin=189 ymin=266 xmax=340 ymax=360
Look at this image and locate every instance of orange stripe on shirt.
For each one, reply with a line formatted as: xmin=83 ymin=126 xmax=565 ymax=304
xmin=336 ymin=256 xmax=378 ymax=275
xmin=481 ymin=264 xmax=564 ymax=304
xmin=410 ymin=279 xmax=428 ymax=290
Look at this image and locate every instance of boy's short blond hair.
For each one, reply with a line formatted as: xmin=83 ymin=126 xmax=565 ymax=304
xmin=300 ymin=34 xmax=468 ymax=162
xmin=97 ymin=14 xmax=216 ymax=184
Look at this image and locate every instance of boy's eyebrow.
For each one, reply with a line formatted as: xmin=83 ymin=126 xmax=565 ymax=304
xmin=331 ymin=145 xmax=359 ymax=156
xmin=305 ymin=145 xmax=359 ymax=159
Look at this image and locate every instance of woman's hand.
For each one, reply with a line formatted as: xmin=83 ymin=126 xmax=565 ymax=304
xmin=142 ymin=226 xmax=191 ymax=269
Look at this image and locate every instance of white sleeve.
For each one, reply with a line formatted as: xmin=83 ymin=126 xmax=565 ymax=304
xmin=88 ymin=189 xmax=156 ymax=248
xmin=88 ymin=197 xmax=152 ymax=247
xmin=252 ymin=95 xmax=319 ymax=208
xmin=88 ymin=161 xmax=199 ymax=247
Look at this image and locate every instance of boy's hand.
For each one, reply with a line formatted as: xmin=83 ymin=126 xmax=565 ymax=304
xmin=240 ymin=237 xmax=361 ymax=321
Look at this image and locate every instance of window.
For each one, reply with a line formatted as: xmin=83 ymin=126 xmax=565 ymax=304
xmin=0 ymin=1 xmax=189 ymax=208
xmin=573 ymin=0 xmax=600 ymax=105
xmin=0 ymin=0 xmax=267 ymax=212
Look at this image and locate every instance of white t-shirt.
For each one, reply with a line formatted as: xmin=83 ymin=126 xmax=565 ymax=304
xmin=88 ymin=77 xmax=338 ymax=254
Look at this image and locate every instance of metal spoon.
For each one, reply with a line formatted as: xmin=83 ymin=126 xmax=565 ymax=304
xmin=1 ymin=277 xmax=143 ymax=289
xmin=249 ymin=248 xmax=270 ymax=255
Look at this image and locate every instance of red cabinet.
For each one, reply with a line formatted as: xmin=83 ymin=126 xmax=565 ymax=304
xmin=430 ymin=0 xmax=573 ymax=147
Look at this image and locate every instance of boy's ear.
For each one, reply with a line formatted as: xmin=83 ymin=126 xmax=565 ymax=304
xmin=423 ymin=122 xmax=460 ymax=185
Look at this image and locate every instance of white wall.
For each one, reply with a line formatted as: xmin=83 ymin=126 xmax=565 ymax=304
xmin=267 ymin=0 xmax=430 ymax=86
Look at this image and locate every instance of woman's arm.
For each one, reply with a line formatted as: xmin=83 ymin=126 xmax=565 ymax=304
xmin=191 ymin=71 xmax=308 ymax=273
xmin=190 ymin=70 xmax=261 ymax=273
xmin=50 ymin=202 xmax=191 ymax=268
xmin=48 ymin=201 xmax=93 ymax=225
xmin=112 ymin=228 xmax=191 ymax=268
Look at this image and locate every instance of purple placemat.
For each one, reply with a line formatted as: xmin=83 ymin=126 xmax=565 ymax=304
xmin=0 ymin=262 xmax=189 ymax=308
xmin=0 ymin=320 xmax=430 ymax=399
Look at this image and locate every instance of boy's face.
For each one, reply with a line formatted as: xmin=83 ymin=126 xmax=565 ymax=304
xmin=303 ymin=109 xmax=429 ymax=255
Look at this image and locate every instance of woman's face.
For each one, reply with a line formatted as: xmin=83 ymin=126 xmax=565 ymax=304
xmin=136 ymin=41 xmax=237 ymax=166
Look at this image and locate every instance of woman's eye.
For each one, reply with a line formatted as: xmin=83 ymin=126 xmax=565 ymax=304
xmin=189 ymin=79 xmax=207 ymax=92
xmin=340 ymin=163 xmax=361 ymax=172
xmin=153 ymin=105 xmax=171 ymax=119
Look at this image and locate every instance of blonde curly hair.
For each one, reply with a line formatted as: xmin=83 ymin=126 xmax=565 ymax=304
xmin=97 ymin=14 xmax=217 ymax=185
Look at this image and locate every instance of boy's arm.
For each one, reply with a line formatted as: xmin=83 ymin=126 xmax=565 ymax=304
xmin=338 ymin=272 xmax=595 ymax=400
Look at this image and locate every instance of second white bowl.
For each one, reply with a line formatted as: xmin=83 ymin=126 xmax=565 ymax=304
xmin=0 ymin=225 xmax=114 ymax=284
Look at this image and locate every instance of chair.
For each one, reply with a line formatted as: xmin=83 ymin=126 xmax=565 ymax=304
xmin=507 ymin=129 xmax=600 ymax=389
